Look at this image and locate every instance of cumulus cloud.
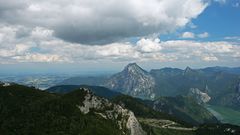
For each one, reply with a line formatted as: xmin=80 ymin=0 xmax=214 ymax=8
xmin=0 ymin=0 xmax=208 ymax=45
xmin=136 ymin=38 xmax=162 ymax=53
xmin=1 ymin=24 xmax=239 ymax=64
xmin=198 ymin=32 xmax=209 ymax=38
xmin=181 ymin=31 xmax=209 ymax=39
xmin=0 ymin=1 xmax=238 ymax=66
xmin=202 ymin=55 xmax=218 ymax=61
xmin=224 ymin=36 xmax=240 ymax=41
xmin=13 ymin=53 xmax=65 ymax=63
xmin=180 ymin=32 xmax=195 ymax=38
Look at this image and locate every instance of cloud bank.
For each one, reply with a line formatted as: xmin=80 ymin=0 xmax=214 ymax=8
xmin=0 ymin=0 xmax=239 ymax=67
xmin=0 ymin=0 xmax=207 ymax=44
xmin=0 ymin=26 xmax=239 ymax=65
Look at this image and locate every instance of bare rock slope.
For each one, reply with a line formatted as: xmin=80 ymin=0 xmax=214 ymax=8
xmin=78 ymin=88 xmax=146 ymax=135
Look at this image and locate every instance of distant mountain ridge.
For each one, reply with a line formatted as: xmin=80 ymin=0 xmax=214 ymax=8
xmin=59 ymin=76 xmax=108 ymax=86
xmin=201 ymin=66 xmax=240 ymax=75
xmin=58 ymin=63 xmax=240 ymax=110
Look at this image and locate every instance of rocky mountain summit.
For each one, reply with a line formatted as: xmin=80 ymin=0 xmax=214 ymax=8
xmin=183 ymin=66 xmax=199 ymax=76
xmin=104 ymin=63 xmax=156 ymax=99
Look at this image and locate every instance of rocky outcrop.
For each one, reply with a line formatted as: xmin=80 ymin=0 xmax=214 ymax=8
xmin=77 ymin=88 xmax=146 ymax=135
xmin=0 ymin=82 xmax=11 ymax=87
xmin=104 ymin=63 xmax=155 ymax=99
xmin=188 ymin=88 xmax=211 ymax=104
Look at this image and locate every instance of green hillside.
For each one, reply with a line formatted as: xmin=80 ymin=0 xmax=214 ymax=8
xmin=2 ymin=84 xmax=239 ymax=135
xmin=0 ymin=84 xmax=124 ymax=135
xmin=152 ymin=96 xmax=219 ymax=125
xmin=48 ymin=85 xmax=218 ymax=126
xmin=112 ymin=95 xmax=190 ymax=126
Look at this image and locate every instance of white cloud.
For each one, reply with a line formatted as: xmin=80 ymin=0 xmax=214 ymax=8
xmin=1 ymin=0 xmax=239 ymax=67
xmin=0 ymin=24 xmax=239 ymax=65
xmin=0 ymin=0 xmax=208 ymax=44
xmin=224 ymin=36 xmax=240 ymax=40
xmin=202 ymin=56 xmax=218 ymax=61
xmin=14 ymin=44 xmax=30 ymax=54
xmin=31 ymin=27 xmax=53 ymax=40
xmin=181 ymin=32 xmax=209 ymax=39
xmin=27 ymin=4 xmax=42 ymax=12
xmin=180 ymin=32 xmax=195 ymax=38
xmin=198 ymin=32 xmax=209 ymax=38
xmin=136 ymin=38 xmax=162 ymax=53
xmin=13 ymin=53 xmax=65 ymax=63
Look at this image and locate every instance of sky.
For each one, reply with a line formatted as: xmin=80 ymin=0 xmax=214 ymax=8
xmin=0 ymin=0 xmax=239 ymax=74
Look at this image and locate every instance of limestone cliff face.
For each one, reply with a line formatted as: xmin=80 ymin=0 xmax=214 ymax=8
xmin=77 ymin=88 xmax=146 ymax=135
xmin=104 ymin=63 xmax=155 ymax=99
xmin=188 ymin=88 xmax=211 ymax=104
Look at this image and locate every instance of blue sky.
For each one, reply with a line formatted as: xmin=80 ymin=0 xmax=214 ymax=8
xmin=160 ymin=0 xmax=240 ymax=41
xmin=191 ymin=0 xmax=240 ymax=41
xmin=0 ymin=0 xmax=239 ymax=74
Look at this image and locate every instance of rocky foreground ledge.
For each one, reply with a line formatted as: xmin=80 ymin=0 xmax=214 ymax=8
xmin=77 ymin=88 xmax=146 ymax=135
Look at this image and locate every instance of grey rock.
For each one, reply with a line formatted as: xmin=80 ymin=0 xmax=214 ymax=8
xmin=77 ymin=88 xmax=146 ymax=135
xmin=188 ymin=88 xmax=211 ymax=104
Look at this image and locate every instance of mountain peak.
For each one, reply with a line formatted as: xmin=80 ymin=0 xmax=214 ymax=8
xmin=105 ymin=63 xmax=156 ymax=99
xmin=183 ymin=66 xmax=197 ymax=75
xmin=125 ymin=63 xmax=139 ymax=69
xmin=185 ymin=66 xmax=192 ymax=71
xmin=124 ymin=63 xmax=146 ymax=74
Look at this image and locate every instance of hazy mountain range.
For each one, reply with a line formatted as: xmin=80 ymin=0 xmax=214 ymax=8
xmin=59 ymin=63 xmax=240 ymax=110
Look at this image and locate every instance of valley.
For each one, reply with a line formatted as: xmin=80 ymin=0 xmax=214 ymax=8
xmin=206 ymin=105 xmax=240 ymax=126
